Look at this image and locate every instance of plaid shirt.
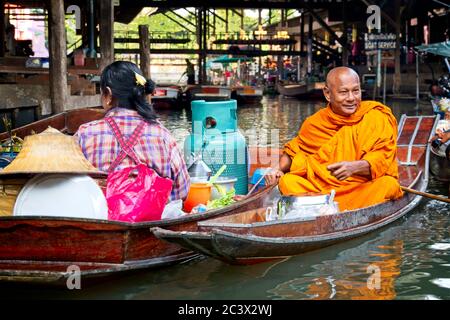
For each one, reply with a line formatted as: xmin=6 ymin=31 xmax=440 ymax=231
xmin=74 ymin=108 xmax=190 ymax=201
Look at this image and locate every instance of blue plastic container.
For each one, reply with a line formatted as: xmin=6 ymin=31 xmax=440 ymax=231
xmin=0 ymin=152 xmax=17 ymax=169
xmin=184 ymin=100 xmax=248 ymax=195
xmin=251 ymin=168 xmax=271 ymax=187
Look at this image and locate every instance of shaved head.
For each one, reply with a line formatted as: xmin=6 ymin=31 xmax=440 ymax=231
xmin=323 ymin=67 xmax=362 ymax=117
xmin=325 ymin=67 xmax=360 ymax=87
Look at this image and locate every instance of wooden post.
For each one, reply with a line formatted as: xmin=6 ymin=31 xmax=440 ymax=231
xmin=197 ymin=8 xmax=203 ymax=84
xmin=99 ymin=0 xmax=114 ymax=69
xmin=393 ymin=0 xmax=402 ymax=94
xmin=240 ymin=9 xmax=244 ymax=31
xmin=49 ymin=0 xmax=68 ymax=114
xmin=138 ymin=25 xmax=151 ymax=79
xmin=342 ymin=0 xmax=349 ymax=66
xmin=225 ymin=9 xmax=228 ymax=34
xmin=258 ymin=9 xmax=262 ymax=79
xmin=307 ymin=14 xmax=313 ymax=76
xmin=0 ymin=1 xmax=5 ymax=57
xmin=202 ymin=8 xmax=207 ymax=84
xmin=300 ymin=11 xmax=305 ymax=53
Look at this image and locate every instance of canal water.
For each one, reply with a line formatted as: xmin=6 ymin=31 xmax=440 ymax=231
xmin=1 ymin=97 xmax=449 ymax=300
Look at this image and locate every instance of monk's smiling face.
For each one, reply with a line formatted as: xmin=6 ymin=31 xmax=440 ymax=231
xmin=323 ymin=67 xmax=361 ymax=117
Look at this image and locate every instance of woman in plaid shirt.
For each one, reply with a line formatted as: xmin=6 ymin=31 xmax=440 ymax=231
xmin=75 ymin=61 xmax=190 ymax=201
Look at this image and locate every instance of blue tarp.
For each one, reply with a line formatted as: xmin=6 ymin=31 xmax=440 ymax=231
xmin=416 ymin=41 xmax=450 ymax=57
xmin=211 ymin=55 xmax=254 ymax=64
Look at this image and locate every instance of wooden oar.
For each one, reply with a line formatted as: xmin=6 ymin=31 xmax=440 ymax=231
xmin=401 ymin=186 xmax=450 ymax=204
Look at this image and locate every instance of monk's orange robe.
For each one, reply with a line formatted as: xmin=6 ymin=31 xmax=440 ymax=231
xmin=279 ymin=100 xmax=403 ymax=211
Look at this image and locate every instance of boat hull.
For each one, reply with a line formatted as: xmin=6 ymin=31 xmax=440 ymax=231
xmin=153 ymin=176 xmax=425 ymax=265
xmin=152 ymin=97 xmax=179 ymax=109
xmin=277 ymin=82 xmax=325 ymax=99
xmin=0 ymin=185 xmax=274 ymax=283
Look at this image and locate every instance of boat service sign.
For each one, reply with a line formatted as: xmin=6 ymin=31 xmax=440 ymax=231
xmin=365 ymin=33 xmax=397 ymax=50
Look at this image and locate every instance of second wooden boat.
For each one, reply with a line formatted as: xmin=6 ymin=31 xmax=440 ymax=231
xmin=151 ymin=86 xmax=181 ymax=109
xmin=0 ymin=108 xmax=278 ymax=283
xmin=277 ymin=81 xmax=325 ymax=99
xmin=231 ymin=86 xmax=263 ymax=105
xmin=153 ymin=115 xmax=438 ymax=265
xmin=190 ymin=85 xmax=232 ymax=102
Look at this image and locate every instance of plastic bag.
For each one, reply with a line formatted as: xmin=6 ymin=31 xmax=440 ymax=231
xmin=161 ymin=199 xmax=187 ymax=220
xmin=106 ymin=164 xmax=173 ymax=223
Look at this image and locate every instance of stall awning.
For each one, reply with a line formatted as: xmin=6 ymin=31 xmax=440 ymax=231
xmin=211 ymin=55 xmax=254 ymax=64
xmin=416 ymin=41 xmax=450 ymax=57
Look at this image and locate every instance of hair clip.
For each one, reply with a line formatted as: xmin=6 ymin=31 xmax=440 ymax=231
xmin=135 ymin=72 xmax=147 ymax=86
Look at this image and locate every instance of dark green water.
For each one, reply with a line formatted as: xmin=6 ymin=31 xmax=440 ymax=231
xmin=1 ymin=97 xmax=449 ymax=300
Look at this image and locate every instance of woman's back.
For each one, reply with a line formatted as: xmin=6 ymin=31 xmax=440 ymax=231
xmin=74 ymin=61 xmax=190 ymax=201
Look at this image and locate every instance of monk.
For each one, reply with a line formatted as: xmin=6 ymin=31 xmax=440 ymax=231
xmin=265 ymin=67 xmax=403 ymax=211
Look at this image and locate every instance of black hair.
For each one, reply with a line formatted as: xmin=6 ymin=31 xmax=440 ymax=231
xmin=100 ymin=61 xmax=157 ymax=123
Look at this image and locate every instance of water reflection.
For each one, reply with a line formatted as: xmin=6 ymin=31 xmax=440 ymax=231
xmin=157 ymin=97 xmax=435 ymax=149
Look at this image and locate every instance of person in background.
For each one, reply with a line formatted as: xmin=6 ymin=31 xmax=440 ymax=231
xmin=75 ymin=61 xmax=190 ymax=201
xmin=5 ymin=22 xmax=16 ymax=56
xmin=182 ymin=59 xmax=195 ymax=85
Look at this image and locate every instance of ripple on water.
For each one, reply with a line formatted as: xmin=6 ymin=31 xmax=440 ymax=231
xmin=429 ymin=243 xmax=450 ymax=250
xmin=430 ymin=278 xmax=450 ymax=290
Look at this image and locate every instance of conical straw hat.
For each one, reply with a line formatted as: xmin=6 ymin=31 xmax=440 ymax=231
xmin=0 ymin=127 xmax=106 ymax=176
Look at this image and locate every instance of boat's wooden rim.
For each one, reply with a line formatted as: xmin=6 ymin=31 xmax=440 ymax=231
xmin=0 ymin=185 xmax=276 ymax=229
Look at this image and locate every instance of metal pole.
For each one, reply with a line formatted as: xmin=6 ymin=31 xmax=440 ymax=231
xmin=416 ymin=52 xmax=420 ymax=102
xmin=308 ymin=14 xmax=313 ymax=76
xmin=0 ymin=0 xmax=5 ymax=57
xmin=377 ymin=49 xmax=381 ymax=98
xmin=88 ymin=0 xmax=96 ymax=58
xmin=383 ymin=62 xmax=387 ymax=104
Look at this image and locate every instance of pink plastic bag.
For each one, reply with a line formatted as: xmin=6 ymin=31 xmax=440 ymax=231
xmin=106 ymin=164 xmax=173 ymax=223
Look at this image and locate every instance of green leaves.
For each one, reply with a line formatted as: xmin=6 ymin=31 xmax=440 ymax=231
xmin=207 ymin=188 xmax=236 ymax=209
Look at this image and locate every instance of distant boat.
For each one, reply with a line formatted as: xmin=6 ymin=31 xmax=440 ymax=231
xmin=277 ymin=81 xmax=325 ymax=99
xmin=189 ymin=85 xmax=232 ymax=102
xmin=232 ymin=86 xmax=263 ymax=105
xmin=151 ymin=86 xmax=181 ymax=109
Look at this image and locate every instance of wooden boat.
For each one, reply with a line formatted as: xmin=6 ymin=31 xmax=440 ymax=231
xmin=151 ymin=86 xmax=181 ymax=109
xmin=153 ymin=115 xmax=439 ymax=265
xmin=429 ymin=117 xmax=450 ymax=182
xmin=0 ymin=108 xmax=278 ymax=283
xmin=430 ymin=143 xmax=450 ymax=182
xmin=189 ymin=85 xmax=232 ymax=102
xmin=277 ymin=81 xmax=325 ymax=99
xmin=0 ymin=108 xmax=105 ymax=142
xmin=231 ymin=86 xmax=263 ymax=105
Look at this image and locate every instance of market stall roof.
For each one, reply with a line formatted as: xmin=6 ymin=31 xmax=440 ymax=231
xmin=416 ymin=41 xmax=450 ymax=58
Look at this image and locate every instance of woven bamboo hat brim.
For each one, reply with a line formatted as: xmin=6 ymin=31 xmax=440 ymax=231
xmin=0 ymin=127 xmax=106 ymax=176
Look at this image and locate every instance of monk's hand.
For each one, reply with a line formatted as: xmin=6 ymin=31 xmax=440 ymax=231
xmin=327 ymin=160 xmax=371 ymax=180
xmin=327 ymin=161 xmax=357 ymax=181
xmin=265 ymin=168 xmax=284 ymax=186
